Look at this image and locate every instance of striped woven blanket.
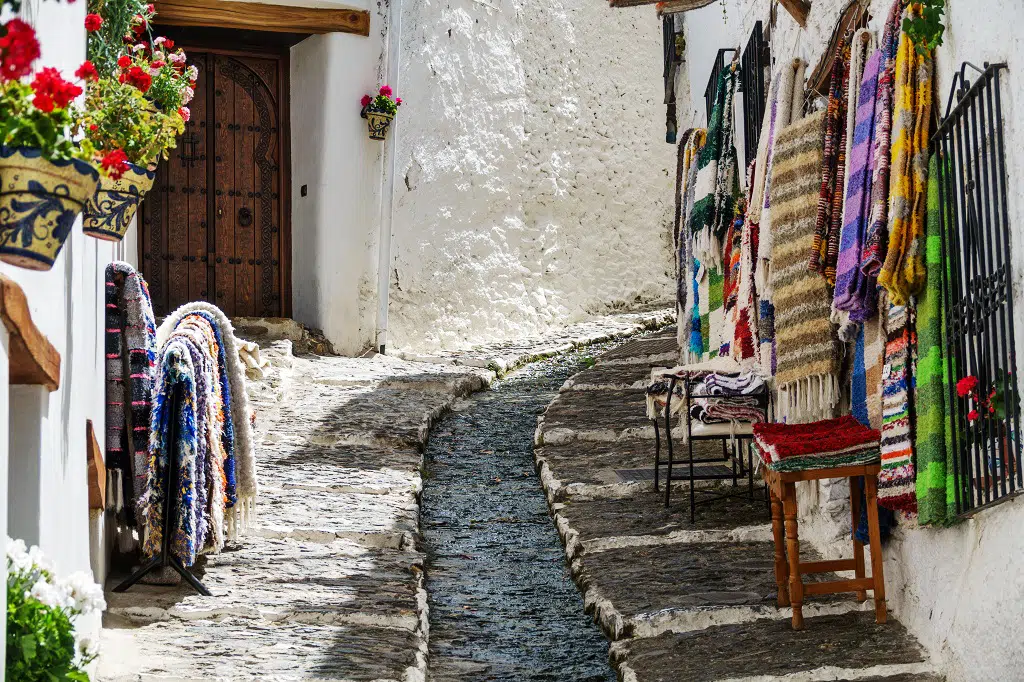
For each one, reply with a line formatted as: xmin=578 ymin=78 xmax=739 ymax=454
xmin=768 ymin=111 xmax=844 ymax=422
xmin=753 ymin=416 xmax=880 ymax=470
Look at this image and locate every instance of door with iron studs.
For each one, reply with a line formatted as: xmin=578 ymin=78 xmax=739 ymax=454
xmin=140 ymin=50 xmax=289 ymax=318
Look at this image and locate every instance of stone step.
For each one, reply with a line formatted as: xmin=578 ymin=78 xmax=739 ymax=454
xmin=560 ymin=363 xmax=655 ymax=391
xmin=537 ymin=388 xmax=662 ymax=445
xmin=595 ymin=336 xmax=680 ymax=366
xmin=97 ymin=617 xmax=425 ymax=681
xmin=611 ymin=611 xmax=938 ymax=682
xmin=104 ymin=537 xmax=425 ymax=631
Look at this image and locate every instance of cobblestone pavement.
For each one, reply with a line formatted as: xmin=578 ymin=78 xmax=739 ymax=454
xmin=534 ymin=330 xmax=946 ymax=682
xmin=96 ymin=307 xmax=671 ymax=681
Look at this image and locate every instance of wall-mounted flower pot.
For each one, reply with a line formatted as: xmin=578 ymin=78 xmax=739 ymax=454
xmin=365 ymin=110 xmax=395 ymax=141
xmin=0 ymin=147 xmax=100 ymax=271
xmin=82 ymin=162 xmax=157 ymax=242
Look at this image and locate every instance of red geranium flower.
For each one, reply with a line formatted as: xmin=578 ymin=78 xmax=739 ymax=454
xmin=84 ymin=13 xmax=103 ymax=32
xmin=121 ymin=65 xmax=152 ymax=93
xmin=75 ymin=60 xmax=98 ymax=81
xmin=957 ymin=375 xmax=979 ymax=398
xmin=396 ymin=97 xmax=402 ymax=105
xmin=968 ymin=409 xmax=980 ymax=422
xmin=146 ymin=3 xmax=155 ymax=12
xmin=360 ymin=94 xmax=372 ymax=107
xmin=379 ymin=84 xmax=392 ymax=97
xmin=150 ymin=60 xmax=165 ymax=69
xmin=100 ymin=149 xmax=130 ymax=180
xmin=0 ymin=18 xmax=40 ymax=81
xmin=117 ymin=54 xmax=132 ymax=68
xmin=163 ymin=38 xmax=175 ymax=49
xmin=31 ymin=67 xmax=82 ymax=110
xmin=178 ymin=106 xmax=190 ymax=122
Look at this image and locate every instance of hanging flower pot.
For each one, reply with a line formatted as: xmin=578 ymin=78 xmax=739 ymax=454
xmin=0 ymin=147 xmax=100 ymax=271
xmin=360 ymin=85 xmax=402 ymax=142
xmin=82 ymin=162 xmax=157 ymax=241
xmin=364 ymin=110 xmax=395 ymax=141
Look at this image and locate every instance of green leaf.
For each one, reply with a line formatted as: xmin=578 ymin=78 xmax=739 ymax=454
xmin=21 ymin=633 xmax=38 ymax=661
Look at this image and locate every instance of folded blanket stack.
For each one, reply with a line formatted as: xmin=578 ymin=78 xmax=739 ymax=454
xmin=754 ymin=415 xmax=881 ymax=472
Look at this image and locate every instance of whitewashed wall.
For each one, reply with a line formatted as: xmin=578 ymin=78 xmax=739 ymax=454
xmin=384 ymin=0 xmax=681 ymax=352
xmin=0 ymin=0 xmax=119 ymax=672
xmin=685 ymin=2 xmax=1024 ymax=681
xmin=290 ymin=19 xmax=387 ymax=355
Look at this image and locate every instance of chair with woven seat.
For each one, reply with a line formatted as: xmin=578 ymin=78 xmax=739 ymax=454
xmin=756 ymin=417 xmax=887 ymax=630
xmin=649 ymin=368 xmax=770 ymax=521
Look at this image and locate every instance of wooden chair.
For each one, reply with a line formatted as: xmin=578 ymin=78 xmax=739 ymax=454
xmin=764 ymin=463 xmax=887 ymax=630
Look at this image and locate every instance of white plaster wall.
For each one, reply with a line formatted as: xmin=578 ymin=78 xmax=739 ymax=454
xmin=387 ymin=0 xmax=681 ymax=352
xmin=1 ymin=0 xmax=111 ymax=580
xmin=290 ymin=10 xmax=387 ymax=355
xmin=684 ymin=2 xmax=1024 ymax=680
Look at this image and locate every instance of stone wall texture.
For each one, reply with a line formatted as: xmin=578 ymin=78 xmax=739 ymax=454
xmin=387 ymin=0 xmax=685 ymax=352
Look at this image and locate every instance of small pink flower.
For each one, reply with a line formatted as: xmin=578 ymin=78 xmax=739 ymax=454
xmin=178 ymin=106 xmax=190 ymax=122
xmin=360 ymin=94 xmax=372 ymax=107
xmin=396 ymin=97 xmax=402 ymax=106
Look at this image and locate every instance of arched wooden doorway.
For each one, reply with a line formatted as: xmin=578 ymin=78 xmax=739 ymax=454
xmin=140 ymin=48 xmax=291 ymax=318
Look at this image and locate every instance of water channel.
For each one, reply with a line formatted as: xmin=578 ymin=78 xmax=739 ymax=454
xmin=422 ymin=347 xmax=616 ymax=682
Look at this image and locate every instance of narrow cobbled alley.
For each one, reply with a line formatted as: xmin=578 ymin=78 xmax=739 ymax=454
xmin=96 ymin=309 xmax=670 ymax=681
xmin=423 ymin=349 xmax=618 ymax=681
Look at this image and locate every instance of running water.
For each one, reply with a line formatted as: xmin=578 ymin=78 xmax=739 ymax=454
xmin=422 ymin=347 xmax=616 ymax=682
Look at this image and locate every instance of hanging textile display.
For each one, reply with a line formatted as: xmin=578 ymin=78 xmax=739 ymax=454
xmin=833 ymin=41 xmax=881 ymax=334
xmin=104 ymin=261 xmax=157 ymax=543
xmin=809 ymin=31 xmax=852 ymax=284
xmin=851 ymin=293 xmax=887 ymax=431
xmin=915 ymin=153 xmax=955 ymax=525
xmin=140 ymin=340 xmax=201 ymax=566
xmin=690 ymin=61 xmax=740 ymax=270
xmin=675 ymin=129 xmax=707 ymax=355
xmin=733 ymin=163 xmax=759 ymax=362
xmin=879 ymin=300 xmax=918 ymax=512
xmin=158 ymin=302 xmax=258 ymax=532
xmin=877 ymin=6 xmax=933 ymax=306
xmin=860 ymin=0 xmax=906 ymax=277
xmin=768 ymin=110 xmax=844 ymax=422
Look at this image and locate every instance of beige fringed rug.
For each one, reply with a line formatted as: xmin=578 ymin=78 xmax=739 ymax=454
xmin=768 ymin=110 xmax=844 ymax=423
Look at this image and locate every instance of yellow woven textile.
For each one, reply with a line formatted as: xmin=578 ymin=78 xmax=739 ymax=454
xmin=877 ymin=11 xmax=933 ymax=305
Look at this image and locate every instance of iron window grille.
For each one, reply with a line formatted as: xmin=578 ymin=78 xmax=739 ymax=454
xmin=933 ymin=61 xmax=1022 ymax=516
xmin=739 ymin=21 xmax=769 ymax=167
xmin=704 ymin=48 xmax=737 ymax=124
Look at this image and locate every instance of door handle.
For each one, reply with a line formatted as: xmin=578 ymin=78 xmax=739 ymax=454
xmin=217 ymin=208 xmax=223 ymax=217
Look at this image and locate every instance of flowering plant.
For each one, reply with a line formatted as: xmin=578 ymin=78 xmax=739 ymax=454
xmin=956 ymin=371 xmax=1015 ymax=424
xmin=86 ymin=0 xmax=155 ymax=75
xmin=360 ymin=85 xmax=401 ymax=117
xmin=6 ymin=536 xmax=106 ymax=682
xmin=0 ymin=32 xmax=95 ymax=163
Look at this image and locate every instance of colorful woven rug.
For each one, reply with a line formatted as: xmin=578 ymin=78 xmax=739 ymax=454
xmin=768 ymin=111 xmax=844 ymax=422
xmin=879 ymin=301 xmax=918 ymax=512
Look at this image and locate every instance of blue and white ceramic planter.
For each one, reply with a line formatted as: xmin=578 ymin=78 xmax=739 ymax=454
xmin=0 ymin=146 xmax=100 ymax=271
xmin=82 ymin=162 xmax=156 ymax=242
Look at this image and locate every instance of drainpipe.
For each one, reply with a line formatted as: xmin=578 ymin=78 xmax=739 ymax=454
xmin=375 ymin=0 xmax=402 ymax=355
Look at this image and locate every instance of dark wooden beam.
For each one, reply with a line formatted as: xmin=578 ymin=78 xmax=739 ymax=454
xmin=779 ymin=0 xmax=810 ymax=26
xmin=0 ymin=274 xmax=60 ymax=391
xmin=154 ymin=0 xmax=370 ymax=37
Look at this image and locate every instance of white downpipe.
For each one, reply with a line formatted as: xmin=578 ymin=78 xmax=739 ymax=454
xmin=375 ymin=0 xmax=402 ymax=354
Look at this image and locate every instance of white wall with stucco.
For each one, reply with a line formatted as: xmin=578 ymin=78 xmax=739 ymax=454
xmin=0 ymin=0 xmax=124 ymax=673
xmin=383 ymin=0 xmax=683 ymax=352
xmin=685 ymin=2 xmax=1024 ymax=681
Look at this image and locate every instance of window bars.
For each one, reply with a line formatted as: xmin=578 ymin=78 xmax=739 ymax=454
xmin=704 ymin=48 xmax=737 ymax=124
xmin=933 ymin=61 xmax=1022 ymax=516
xmin=739 ymin=21 xmax=769 ymax=167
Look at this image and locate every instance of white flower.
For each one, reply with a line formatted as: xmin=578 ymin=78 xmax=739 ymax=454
xmin=76 ymin=636 xmax=98 ymax=660
xmin=186 ymin=65 xmax=198 ymax=81
xmin=169 ymin=52 xmax=186 ymax=65
xmin=7 ymin=537 xmax=31 ymax=574
xmin=183 ymin=86 xmax=194 ymax=104
xmin=152 ymin=51 xmax=166 ymax=62
xmin=64 ymin=572 xmax=106 ymax=614
xmin=28 ymin=577 xmax=64 ymax=609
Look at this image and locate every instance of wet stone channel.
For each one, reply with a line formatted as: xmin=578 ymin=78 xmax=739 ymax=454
xmin=422 ymin=347 xmax=617 ymax=682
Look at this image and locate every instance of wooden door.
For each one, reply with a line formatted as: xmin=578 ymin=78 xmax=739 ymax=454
xmin=140 ymin=49 xmax=290 ymax=318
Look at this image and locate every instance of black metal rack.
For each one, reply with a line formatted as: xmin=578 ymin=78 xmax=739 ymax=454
xmin=113 ymin=383 xmax=211 ymax=596
xmin=933 ymin=61 xmax=1022 ymax=517
xmin=739 ymin=21 xmax=769 ymax=167
xmin=704 ymin=48 xmax=738 ymax=124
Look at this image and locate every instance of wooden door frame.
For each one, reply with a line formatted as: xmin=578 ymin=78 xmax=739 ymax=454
xmin=139 ymin=32 xmax=293 ymax=318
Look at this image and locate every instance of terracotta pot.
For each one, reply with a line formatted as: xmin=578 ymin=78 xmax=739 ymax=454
xmin=0 ymin=146 xmax=99 ymax=271
xmin=82 ymin=162 xmax=157 ymax=242
xmin=365 ymin=110 xmax=395 ymax=141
